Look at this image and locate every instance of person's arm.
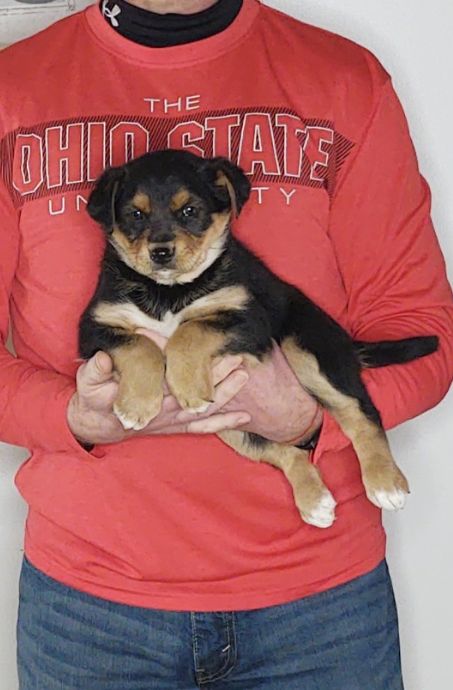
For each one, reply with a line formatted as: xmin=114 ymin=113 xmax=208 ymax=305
xmin=315 ymin=71 xmax=453 ymax=458
xmin=0 ymin=183 xmax=81 ymax=452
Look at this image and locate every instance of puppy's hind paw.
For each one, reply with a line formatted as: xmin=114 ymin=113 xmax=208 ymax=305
xmin=367 ymin=487 xmax=408 ymax=511
xmin=301 ymin=491 xmax=337 ymax=529
xmin=364 ymin=465 xmax=410 ymax=511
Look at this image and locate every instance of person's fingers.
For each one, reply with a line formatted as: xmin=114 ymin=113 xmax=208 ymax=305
xmin=76 ymin=351 xmax=114 ymax=389
xmin=187 ymin=411 xmax=251 ymax=435
xmin=210 ymin=369 xmax=249 ymax=409
xmin=142 ymin=369 xmax=250 ymax=433
xmin=211 ymin=355 xmax=244 ymax=385
xmin=147 ymin=368 xmax=250 ymax=432
xmin=170 ymin=369 xmax=249 ymax=424
xmin=135 ymin=327 xmax=167 ymax=351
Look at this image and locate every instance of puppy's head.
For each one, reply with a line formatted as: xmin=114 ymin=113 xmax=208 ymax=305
xmin=87 ymin=150 xmax=251 ymax=285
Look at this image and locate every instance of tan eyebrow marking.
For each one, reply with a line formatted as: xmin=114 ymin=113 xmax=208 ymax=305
xmin=132 ymin=192 xmax=152 ymax=214
xmin=169 ymin=187 xmax=191 ymax=211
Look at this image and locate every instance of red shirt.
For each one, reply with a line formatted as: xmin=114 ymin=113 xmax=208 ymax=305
xmin=0 ymin=0 xmax=452 ymax=610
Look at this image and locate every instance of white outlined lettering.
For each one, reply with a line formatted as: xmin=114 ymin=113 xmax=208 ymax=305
xmin=12 ymin=133 xmax=43 ymax=195
xmin=45 ymin=123 xmax=84 ymax=189
xmin=110 ymin=122 xmax=149 ymax=167
xmin=238 ymin=113 xmax=280 ymax=176
xmin=167 ymin=121 xmax=205 ymax=156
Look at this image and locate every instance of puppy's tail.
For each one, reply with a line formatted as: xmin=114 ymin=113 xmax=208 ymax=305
xmin=354 ymin=335 xmax=439 ymax=368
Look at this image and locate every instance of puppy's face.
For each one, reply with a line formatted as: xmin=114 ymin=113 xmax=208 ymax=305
xmin=87 ymin=150 xmax=251 ymax=285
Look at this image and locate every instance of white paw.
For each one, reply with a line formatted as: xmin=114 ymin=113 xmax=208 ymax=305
xmin=113 ymin=406 xmax=150 ymax=431
xmin=368 ymin=488 xmax=407 ymax=511
xmin=302 ymin=491 xmax=337 ymax=529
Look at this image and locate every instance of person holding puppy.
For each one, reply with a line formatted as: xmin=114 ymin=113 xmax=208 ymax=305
xmin=0 ymin=1 xmax=452 ymax=688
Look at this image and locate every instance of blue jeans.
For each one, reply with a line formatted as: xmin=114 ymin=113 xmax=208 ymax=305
xmin=17 ymin=557 xmax=403 ymax=689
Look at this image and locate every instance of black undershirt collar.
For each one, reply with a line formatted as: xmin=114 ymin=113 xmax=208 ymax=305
xmin=99 ymin=0 xmax=243 ymax=48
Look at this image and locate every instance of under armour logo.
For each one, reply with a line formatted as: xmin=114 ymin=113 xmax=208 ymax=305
xmin=102 ymin=0 xmax=121 ymax=28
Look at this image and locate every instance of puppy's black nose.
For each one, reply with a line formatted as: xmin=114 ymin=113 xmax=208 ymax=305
xmin=151 ymin=245 xmax=175 ymax=265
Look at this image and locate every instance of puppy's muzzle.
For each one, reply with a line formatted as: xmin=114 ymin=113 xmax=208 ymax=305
xmin=151 ymin=245 xmax=175 ymax=266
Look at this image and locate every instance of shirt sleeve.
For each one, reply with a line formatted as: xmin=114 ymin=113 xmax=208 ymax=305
xmin=314 ymin=77 xmax=453 ymax=459
xmin=0 ymin=181 xmax=81 ymax=453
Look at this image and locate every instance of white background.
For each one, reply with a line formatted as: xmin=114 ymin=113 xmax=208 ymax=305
xmin=0 ymin=1 xmax=452 ymax=688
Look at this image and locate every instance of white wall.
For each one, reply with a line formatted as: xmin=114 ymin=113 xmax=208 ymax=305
xmin=0 ymin=1 xmax=452 ymax=688
xmin=265 ymin=4 xmax=453 ymax=690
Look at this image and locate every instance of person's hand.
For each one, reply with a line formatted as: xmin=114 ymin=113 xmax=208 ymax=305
xmin=138 ymin=331 xmax=322 ymax=446
xmin=67 ymin=347 xmax=251 ymax=446
xmin=222 ymin=343 xmax=323 ymax=445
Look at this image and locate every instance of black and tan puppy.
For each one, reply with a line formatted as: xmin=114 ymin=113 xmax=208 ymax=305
xmin=80 ymin=150 xmax=438 ymax=528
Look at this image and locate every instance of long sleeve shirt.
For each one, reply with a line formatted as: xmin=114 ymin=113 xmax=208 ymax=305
xmin=0 ymin=0 xmax=451 ymax=610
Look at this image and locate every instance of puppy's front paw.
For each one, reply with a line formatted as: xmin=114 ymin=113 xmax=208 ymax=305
xmin=166 ymin=363 xmax=214 ymax=414
xmin=178 ymin=396 xmax=213 ymax=414
xmin=363 ymin=464 xmax=409 ymax=511
xmin=114 ymin=391 xmax=163 ymax=431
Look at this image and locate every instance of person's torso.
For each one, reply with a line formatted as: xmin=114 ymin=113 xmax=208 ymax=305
xmin=0 ymin=1 xmax=385 ymax=610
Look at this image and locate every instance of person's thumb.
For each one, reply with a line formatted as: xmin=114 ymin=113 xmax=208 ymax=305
xmin=79 ymin=351 xmax=114 ymax=389
xmin=94 ymin=351 xmax=113 ymax=376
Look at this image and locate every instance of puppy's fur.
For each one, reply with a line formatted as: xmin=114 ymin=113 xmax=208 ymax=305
xmin=80 ymin=150 xmax=438 ymax=528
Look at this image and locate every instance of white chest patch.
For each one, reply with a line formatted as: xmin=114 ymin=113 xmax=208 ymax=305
xmin=134 ymin=308 xmax=183 ymax=338
xmin=92 ymin=286 xmax=249 ymax=338
xmin=93 ymin=302 xmax=184 ymax=338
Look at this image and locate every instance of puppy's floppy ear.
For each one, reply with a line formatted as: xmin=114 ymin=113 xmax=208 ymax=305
xmin=203 ymin=157 xmax=251 ymax=217
xmin=87 ymin=166 xmax=126 ymax=230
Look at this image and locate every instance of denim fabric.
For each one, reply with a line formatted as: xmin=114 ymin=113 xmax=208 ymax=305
xmin=17 ymin=557 xmax=404 ymax=689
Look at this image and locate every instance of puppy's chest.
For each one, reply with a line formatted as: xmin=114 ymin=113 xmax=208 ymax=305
xmin=94 ymin=285 xmax=251 ymax=338
xmin=121 ymin=304 xmax=186 ymax=338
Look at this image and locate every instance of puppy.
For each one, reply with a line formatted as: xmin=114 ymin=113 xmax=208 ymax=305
xmin=79 ymin=150 xmax=438 ymax=528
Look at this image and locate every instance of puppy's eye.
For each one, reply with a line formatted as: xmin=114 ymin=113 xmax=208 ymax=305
xmin=181 ymin=205 xmax=198 ymax=218
xmin=133 ymin=209 xmax=144 ymax=220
